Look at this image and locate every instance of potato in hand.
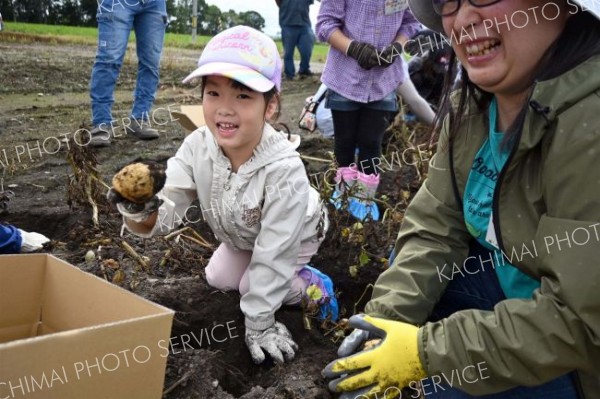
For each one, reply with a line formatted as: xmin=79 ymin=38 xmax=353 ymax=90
xmin=111 ymin=161 xmax=166 ymax=204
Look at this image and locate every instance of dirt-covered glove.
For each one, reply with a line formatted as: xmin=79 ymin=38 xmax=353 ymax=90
xmin=346 ymin=41 xmax=381 ymax=70
xmin=322 ymin=314 xmax=426 ymax=399
xmin=245 ymin=321 xmax=298 ymax=364
xmin=337 ymin=324 xmax=371 ymax=357
xmin=18 ymin=229 xmax=50 ymax=252
xmin=107 ymin=188 xmax=162 ymax=223
xmin=378 ymin=42 xmax=404 ymax=68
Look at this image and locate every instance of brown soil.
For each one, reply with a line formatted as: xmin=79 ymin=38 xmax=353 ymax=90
xmin=0 ymin=40 xmax=432 ymax=398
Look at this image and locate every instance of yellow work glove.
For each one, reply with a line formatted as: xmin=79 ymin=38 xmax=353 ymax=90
xmin=322 ymin=314 xmax=426 ymax=399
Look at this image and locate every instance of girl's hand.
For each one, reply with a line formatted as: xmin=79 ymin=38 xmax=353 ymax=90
xmin=245 ymin=321 xmax=298 ymax=364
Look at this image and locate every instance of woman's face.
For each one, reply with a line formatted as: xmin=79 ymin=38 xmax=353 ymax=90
xmin=442 ymin=0 xmax=570 ymax=96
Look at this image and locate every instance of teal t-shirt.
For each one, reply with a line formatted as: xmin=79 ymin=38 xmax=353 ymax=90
xmin=463 ymin=98 xmax=540 ymax=299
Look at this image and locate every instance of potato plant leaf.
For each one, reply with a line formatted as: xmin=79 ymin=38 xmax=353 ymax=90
xmin=306 ymin=284 xmax=323 ymax=301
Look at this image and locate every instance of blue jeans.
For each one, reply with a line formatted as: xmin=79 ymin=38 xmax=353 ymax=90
xmin=281 ymin=25 xmax=314 ymax=78
xmin=0 ymin=224 xmax=22 ymax=254
xmin=326 ymin=90 xmax=398 ymax=112
xmin=90 ymin=0 xmax=167 ymax=126
xmin=422 ymin=241 xmax=581 ymax=398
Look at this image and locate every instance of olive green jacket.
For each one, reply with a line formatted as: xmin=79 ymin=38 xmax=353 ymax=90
xmin=365 ymin=55 xmax=600 ymax=397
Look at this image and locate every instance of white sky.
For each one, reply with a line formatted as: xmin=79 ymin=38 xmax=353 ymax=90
xmin=205 ymin=0 xmax=321 ymax=37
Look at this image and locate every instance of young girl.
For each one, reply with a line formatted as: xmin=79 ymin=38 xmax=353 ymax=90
xmin=109 ymin=25 xmax=338 ymax=365
xmin=324 ymin=1 xmax=600 ymax=398
xmin=316 ymin=0 xmax=421 ymax=221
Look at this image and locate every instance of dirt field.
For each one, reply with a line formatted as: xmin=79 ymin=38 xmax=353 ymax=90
xmin=0 ymin=39 xmax=431 ymax=398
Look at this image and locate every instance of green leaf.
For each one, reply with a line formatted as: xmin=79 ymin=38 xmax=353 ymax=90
xmin=306 ymin=284 xmax=323 ymax=301
xmin=359 ymin=250 xmax=370 ymax=267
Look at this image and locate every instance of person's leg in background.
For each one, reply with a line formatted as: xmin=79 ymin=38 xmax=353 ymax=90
xmin=330 ymin=109 xmax=361 ymax=208
xmin=355 ymin=107 xmax=394 ymax=176
xmin=331 ymin=109 xmax=361 ymax=168
xmin=425 ymin=241 xmax=581 ymax=399
xmin=297 ymin=25 xmax=315 ymax=76
xmin=349 ymin=107 xmax=395 ymax=221
xmin=129 ymin=0 xmax=167 ymax=140
xmin=89 ymin=0 xmax=135 ymax=146
xmin=205 ymin=243 xmax=252 ymax=291
xmin=281 ymin=25 xmax=299 ymax=79
xmin=396 ymin=73 xmax=435 ymax=124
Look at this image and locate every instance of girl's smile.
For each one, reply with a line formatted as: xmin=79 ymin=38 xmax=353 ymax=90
xmin=215 ymin=121 xmax=239 ymax=139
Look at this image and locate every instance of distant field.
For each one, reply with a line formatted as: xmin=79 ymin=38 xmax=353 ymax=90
xmin=1 ymin=22 xmax=330 ymax=62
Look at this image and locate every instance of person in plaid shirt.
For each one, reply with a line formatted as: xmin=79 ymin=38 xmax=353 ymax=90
xmin=316 ymin=0 xmax=421 ymax=221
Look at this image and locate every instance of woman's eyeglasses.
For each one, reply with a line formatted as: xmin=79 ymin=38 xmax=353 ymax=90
xmin=432 ymin=0 xmax=503 ymax=16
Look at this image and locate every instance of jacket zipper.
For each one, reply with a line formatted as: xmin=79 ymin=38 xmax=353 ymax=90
xmin=491 ymin=90 xmax=536 ymax=254
xmin=491 ymin=93 xmax=587 ymax=399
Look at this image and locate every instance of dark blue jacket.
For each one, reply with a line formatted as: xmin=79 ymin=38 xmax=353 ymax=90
xmin=0 ymin=224 xmax=22 ymax=254
xmin=279 ymin=0 xmax=313 ymax=27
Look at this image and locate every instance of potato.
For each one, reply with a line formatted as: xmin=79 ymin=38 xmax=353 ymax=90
xmin=362 ymin=339 xmax=382 ymax=351
xmin=111 ymin=162 xmax=166 ymax=204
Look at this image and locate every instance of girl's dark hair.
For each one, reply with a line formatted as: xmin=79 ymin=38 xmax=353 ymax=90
xmin=433 ymin=9 xmax=600 ymax=149
xmin=200 ymin=76 xmax=282 ymax=122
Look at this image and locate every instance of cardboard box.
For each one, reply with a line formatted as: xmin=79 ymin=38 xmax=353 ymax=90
xmin=0 ymin=254 xmax=175 ymax=399
xmin=170 ymin=105 xmax=205 ymax=133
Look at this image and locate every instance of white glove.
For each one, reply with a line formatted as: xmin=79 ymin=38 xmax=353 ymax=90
xmin=107 ymin=188 xmax=162 ymax=223
xmin=245 ymin=322 xmax=298 ymax=364
xmin=18 ymin=229 xmax=50 ymax=252
xmin=337 ymin=325 xmax=370 ymax=356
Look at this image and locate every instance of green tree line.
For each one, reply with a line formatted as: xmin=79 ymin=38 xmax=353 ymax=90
xmin=0 ymin=0 xmax=265 ymax=34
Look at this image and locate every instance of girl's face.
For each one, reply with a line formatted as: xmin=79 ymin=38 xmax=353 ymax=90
xmin=202 ymin=76 xmax=278 ymax=156
xmin=442 ymin=0 xmax=569 ymax=96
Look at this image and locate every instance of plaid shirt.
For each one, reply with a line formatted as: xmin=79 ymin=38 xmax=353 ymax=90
xmin=316 ymin=0 xmax=421 ymax=103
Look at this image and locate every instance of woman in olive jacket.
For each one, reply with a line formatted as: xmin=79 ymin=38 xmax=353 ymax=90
xmin=322 ymin=1 xmax=600 ymax=398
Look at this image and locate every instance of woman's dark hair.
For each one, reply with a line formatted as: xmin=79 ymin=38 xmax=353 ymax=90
xmin=432 ymin=9 xmax=600 ymax=149
xmin=200 ymin=76 xmax=282 ymax=122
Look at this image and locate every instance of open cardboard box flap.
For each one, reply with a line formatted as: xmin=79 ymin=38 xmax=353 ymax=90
xmin=171 ymin=105 xmax=205 ymax=133
xmin=0 ymin=254 xmax=174 ymax=399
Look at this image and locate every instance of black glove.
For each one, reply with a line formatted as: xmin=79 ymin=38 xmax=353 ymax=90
xmin=378 ymin=42 xmax=404 ymax=68
xmin=346 ymin=41 xmax=381 ymax=70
